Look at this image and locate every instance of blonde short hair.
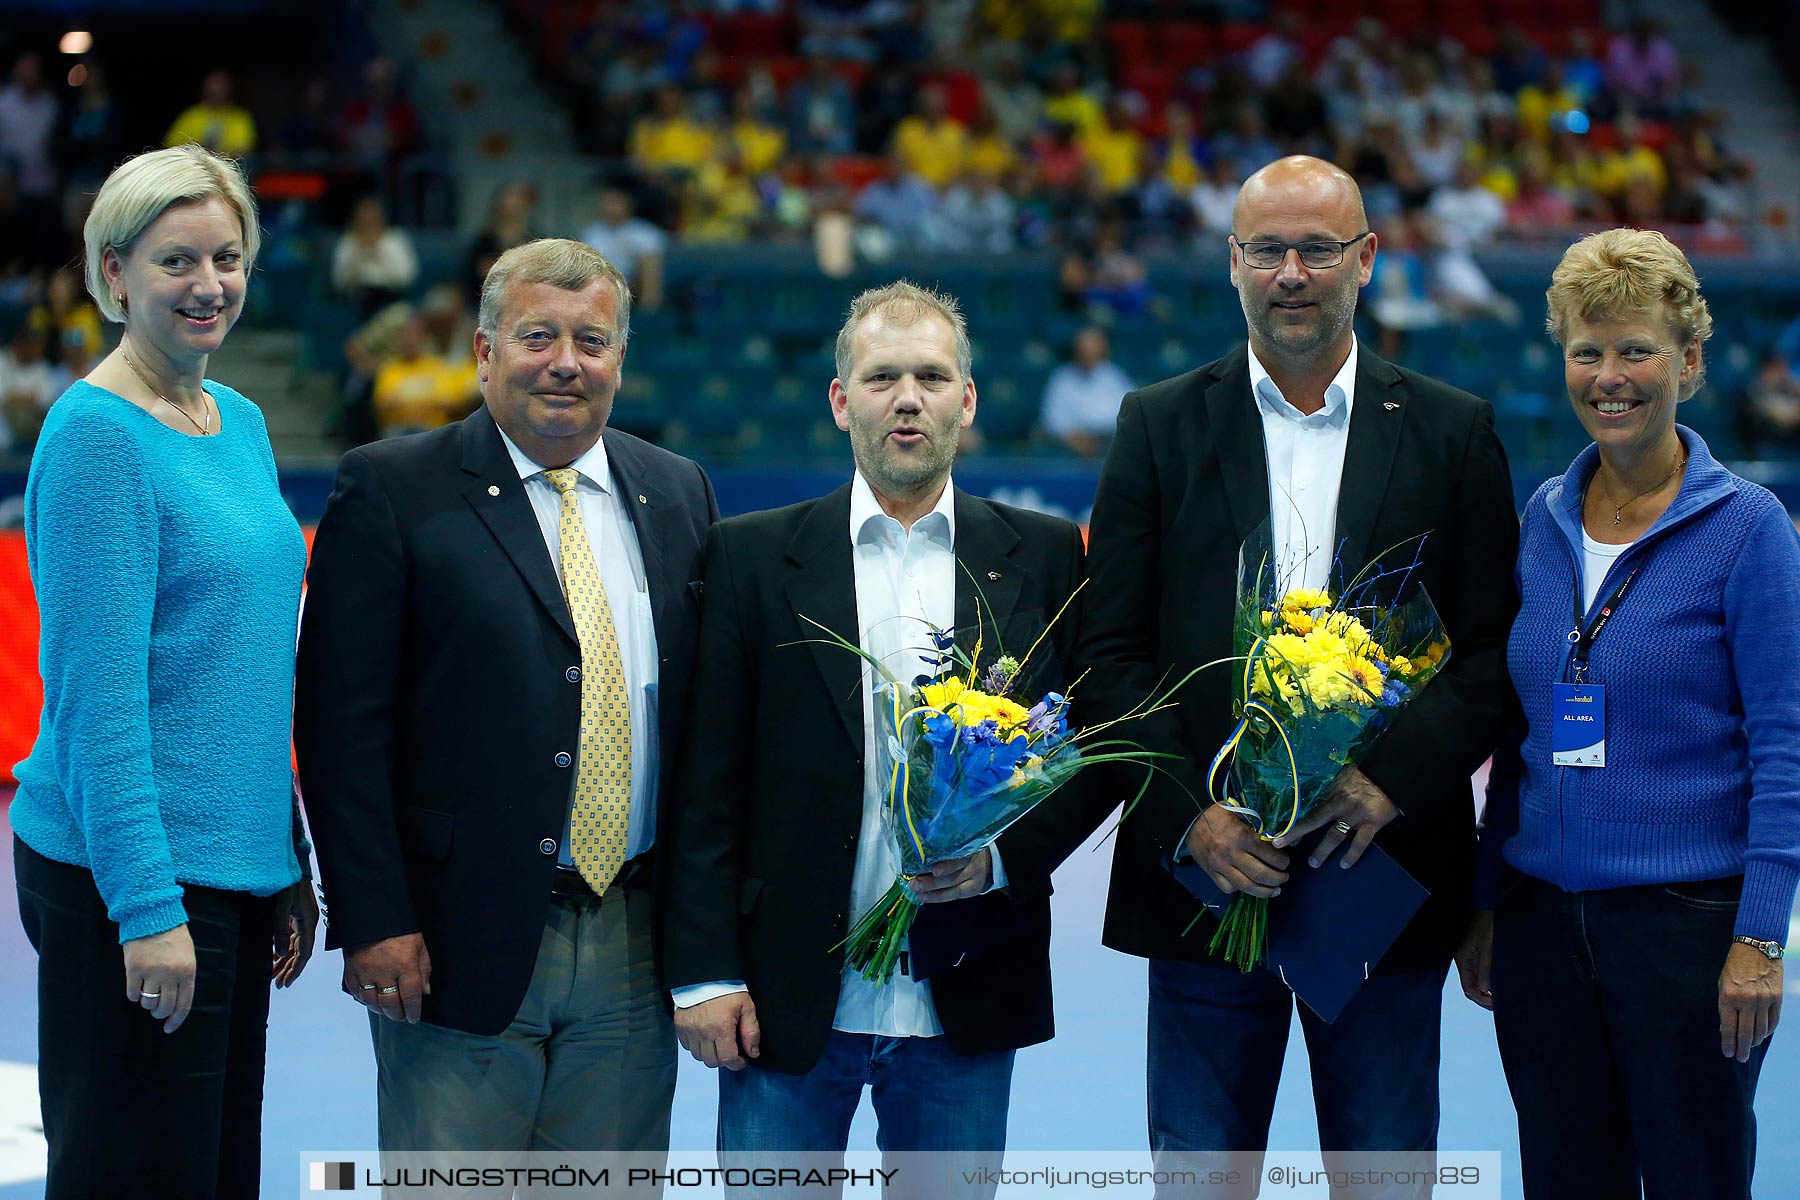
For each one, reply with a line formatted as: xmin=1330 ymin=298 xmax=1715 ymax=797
xmin=833 ymin=280 xmax=973 ymax=383
xmin=1546 ymin=228 xmax=1713 ymax=396
xmin=478 ymin=238 xmax=631 ymax=342
xmin=84 ymin=145 xmax=260 ymax=323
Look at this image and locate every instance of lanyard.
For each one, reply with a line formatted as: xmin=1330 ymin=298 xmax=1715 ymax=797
xmin=1568 ymin=559 xmax=1643 ymax=684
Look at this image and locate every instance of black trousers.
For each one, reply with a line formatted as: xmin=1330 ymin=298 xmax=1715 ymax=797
xmin=1492 ymin=867 xmax=1767 ymax=1200
xmin=15 ymin=836 xmax=275 ymax=1199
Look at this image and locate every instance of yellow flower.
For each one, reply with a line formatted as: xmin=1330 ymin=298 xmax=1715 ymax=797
xmin=920 ymin=677 xmax=1029 ymax=729
xmin=1282 ymin=608 xmax=1315 ymax=635
xmin=1344 ymin=657 xmax=1385 ymax=701
xmin=1282 ymin=587 xmax=1334 ymax=611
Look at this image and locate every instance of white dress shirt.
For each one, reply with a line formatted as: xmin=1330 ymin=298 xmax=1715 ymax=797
xmin=1249 ymin=339 xmax=1359 ymax=593
xmin=672 ymin=472 xmax=1005 ymax=1034
xmin=496 ymin=428 xmax=660 ymax=861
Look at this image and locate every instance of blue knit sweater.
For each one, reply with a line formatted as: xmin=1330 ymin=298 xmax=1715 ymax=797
xmin=12 ymin=380 xmax=309 ymax=942
xmin=1477 ymin=426 xmax=1800 ymax=942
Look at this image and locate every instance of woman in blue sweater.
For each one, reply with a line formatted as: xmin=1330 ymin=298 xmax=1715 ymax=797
xmin=11 ymin=145 xmax=318 ymax=1198
xmin=1458 ymin=228 xmax=1800 ymax=1199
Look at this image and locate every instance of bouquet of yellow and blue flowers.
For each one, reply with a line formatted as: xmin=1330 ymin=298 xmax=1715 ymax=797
xmin=1205 ymin=529 xmax=1450 ymax=971
xmin=806 ymin=586 xmax=1182 ymax=983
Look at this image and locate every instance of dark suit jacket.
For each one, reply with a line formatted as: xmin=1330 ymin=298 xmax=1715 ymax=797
xmin=1077 ymin=343 xmax=1520 ymax=969
xmin=660 ymin=483 xmax=1090 ymax=1074
xmin=295 ymin=407 xmax=718 ymax=1035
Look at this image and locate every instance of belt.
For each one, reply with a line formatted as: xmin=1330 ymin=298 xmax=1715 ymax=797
xmin=551 ymin=853 xmax=652 ymax=902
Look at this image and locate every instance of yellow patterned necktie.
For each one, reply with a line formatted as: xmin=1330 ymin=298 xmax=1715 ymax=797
xmin=542 ymin=468 xmax=632 ymax=896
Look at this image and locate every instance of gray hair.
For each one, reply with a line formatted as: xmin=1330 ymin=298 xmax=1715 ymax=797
xmin=478 ymin=238 xmax=632 ymax=342
xmin=833 ymin=280 xmax=972 ymax=383
xmin=84 ymin=145 xmax=261 ymax=323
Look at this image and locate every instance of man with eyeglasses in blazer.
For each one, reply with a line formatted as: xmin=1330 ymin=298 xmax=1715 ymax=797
xmin=1074 ymin=156 xmax=1521 ymax=1188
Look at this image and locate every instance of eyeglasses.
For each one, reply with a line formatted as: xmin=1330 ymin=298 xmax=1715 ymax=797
xmin=1231 ymin=232 xmax=1372 ymax=270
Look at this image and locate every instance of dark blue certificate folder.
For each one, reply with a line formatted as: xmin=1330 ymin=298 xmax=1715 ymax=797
xmin=1169 ymin=836 xmax=1428 ymax=1023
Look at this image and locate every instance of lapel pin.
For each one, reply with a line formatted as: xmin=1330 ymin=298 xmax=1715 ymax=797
xmin=637 ymin=494 xmax=648 ymax=505
xmin=1383 ymin=401 xmax=1400 ymax=412
xmin=487 ymin=485 xmax=501 ymax=496
xmin=987 ymin=571 xmax=1001 ymax=580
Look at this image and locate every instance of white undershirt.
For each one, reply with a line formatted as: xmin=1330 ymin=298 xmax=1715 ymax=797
xmin=1248 ymin=340 xmax=1359 ymax=593
xmin=1581 ymin=530 xmax=1635 ymax=612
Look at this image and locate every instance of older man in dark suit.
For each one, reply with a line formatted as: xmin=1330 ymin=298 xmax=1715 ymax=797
xmin=661 ymin=282 xmax=1091 ymax=1194
xmin=296 ymin=238 xmax=716 ymax=1158
xmin=1079 ymin=157 xmax=1521 ymax=1185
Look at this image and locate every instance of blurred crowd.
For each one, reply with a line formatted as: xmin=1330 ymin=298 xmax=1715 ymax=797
xmin=533 ymin=2 xmax=1756 ymax=264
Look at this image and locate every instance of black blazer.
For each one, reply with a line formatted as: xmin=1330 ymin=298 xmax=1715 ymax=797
xmin=660 ymin=484 xmax=1090 ymax=1075
xmin=295 ymin=407 xmax=718 ymax=1035
xmin=1077 ymin=343 xmax=1520 ymax=969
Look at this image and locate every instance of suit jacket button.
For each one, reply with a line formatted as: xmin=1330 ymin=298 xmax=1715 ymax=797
xmin=554 ymin=751 xmax=573 ymax=768
xmin=566 ymin=666 xmax=582 ymax=683
xmin=539 ymin=838 xmax=557 ymax=855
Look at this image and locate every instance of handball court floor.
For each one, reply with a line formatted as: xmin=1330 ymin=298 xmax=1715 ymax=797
xmin=1 ymin=793 xmax=1796 ymax=1199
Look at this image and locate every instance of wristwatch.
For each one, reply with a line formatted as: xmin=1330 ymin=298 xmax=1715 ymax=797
xmin=1732 ymin=935 xmax=1784 ymax=960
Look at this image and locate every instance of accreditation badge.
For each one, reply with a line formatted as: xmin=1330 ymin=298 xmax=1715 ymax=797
xmin=1552 ymin=683 xmax=1606 ymax=767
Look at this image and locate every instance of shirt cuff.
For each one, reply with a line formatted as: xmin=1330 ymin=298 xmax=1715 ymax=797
xmin=1171 ymin=815 xmax=1201 ymax=862
xmin=983 ymin=844 xmax=1008 ymax=893
xmin=671 ymin=981 xmax=748 ymax=1009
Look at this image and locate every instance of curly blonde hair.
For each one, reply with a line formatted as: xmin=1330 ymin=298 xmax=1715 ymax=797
xmin=1545 ymin=228 xmax=1713 ymax=398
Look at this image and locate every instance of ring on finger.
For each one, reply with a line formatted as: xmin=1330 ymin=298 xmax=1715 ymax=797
xmin=377 ymin=985 xmax=400 ymax=996
xmin=357 ymin=983 xmax=378 ymax=991
xmin=140 ymin=991 xmax=162 ymax=999
xmin=1332 ymin=820 xmax=1354 ymax=835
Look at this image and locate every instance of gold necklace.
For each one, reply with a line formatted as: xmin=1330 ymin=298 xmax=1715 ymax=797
xmin=120 ymin=347 xmax=212 ymax=435
xmin=1597 ymin=449 xmax=1686 ymax=526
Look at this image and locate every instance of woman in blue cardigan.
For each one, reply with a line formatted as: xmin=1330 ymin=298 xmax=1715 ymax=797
xmin=11 ymin=145 xmax=318 ymax=1198
xmin=1458 ymin=228 xmax=1799 ymax=1199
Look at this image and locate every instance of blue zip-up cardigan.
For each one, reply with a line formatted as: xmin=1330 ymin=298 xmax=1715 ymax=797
xmin=1477 ymin=426 xmax=1800 ymax=943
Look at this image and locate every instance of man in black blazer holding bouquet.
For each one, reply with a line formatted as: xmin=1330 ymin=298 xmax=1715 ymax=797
xmin=662 ymin=281 xmax=1090 ymax=1184
xmin=1078 ymin=157 xmax=1520 ymax=1178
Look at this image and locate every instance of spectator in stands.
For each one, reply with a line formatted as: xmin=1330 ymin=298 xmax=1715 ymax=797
xmin=1407 ymin=110 xmax=1462 ymax=190
xmin=466 ymin=181 xmax=541 ymax=300
xmin=341 ymin=57 xmax=420 ymax=177
xmin=13 ymin=142 xmax=316 ymax=1199
xmin=270 ymin=77 xmax=338 ymax=163
xmin=372 ymin=312 xmax=480 ymax=438
xmin=890 ymin=83 xmax=968 ymax=187
xmin=939 ymin=166 xmax=1017 ymax=254
xmin=1428 ymin=158 xmax=1507 ymax=252
xmin=1040 ymin=325 xmax=1133 ymax=458
xmin=1042 ymin=60 xmax=1101 ymax=137
xmin=963 ymin=103 xmax=1019 ymax=181
xmin=164 ymin=69 xmax=257 ymax=159
xmin=1593 ymin=114 xmax=1667 ymax=218
xmin=1062 ymin=217 xmax=1150 ymax=319
xmin=857 ymin=62 xmax=920 ymax=154
xmin=582 ymin=186 xmax=667 ymax=312
xmin=1366 ymin=213 xmax=1446 ymax=359
xmin=631 ymin=83 xmax=715 ymax=179
xmin=55 ymin=62 xmax=129 ymax=223
xmin=1464 ymin=227 xmax=1793 ymax=1200
xmin=684 ymin=152 xmax=763 ymax=244
xmin=785 ymin=52 xmax=856 ymax=155
xmin=29 ymin=266 xmax=104 ymax=377
xmin=1244 ymin=10 xmax=1304 ymax=90
xmin=1606 ymin=18 xmax=1681 ymax=115
xmin=1153 ymin=103 xmax=1208 ymax=195
xmin=1212 ymin=105 xmax=1281 ymax=180
xmin=0 ymin=323 xmax=68 ymax=452
xmin=1081 ymin=94 xmax=1144 ymax=196
xmin=331 ymin=195 xmax=419 ymax=318
xmin=1518 ymin=62 xmax=1582 ymax=145
xmin=852 ymin=152 xmax=943 ymax=254
xmin=1493 ymin=27 xmax=1548 ymax=96
xmin=1505 ymin=149 xmax=1576 ymax=229
xmin=341 ymin=282 xmax=473 ymax=448
xmin=1264 ymin=61 xmax=1330 ymax=155
xmin=1562 ymin=29 xmax=1606 ymax=110
xmin=0 ymin=52 xmax=61 ymax=205
xmin=726 ymin=85 xmax=787 ymax=177
xmin=1189 ymin=157 xmax=1240 ymax=239
xmin=980 ymin=45 xmax=1044 ymax=144
xmin=1743 ymin=350 xmax=1800 ymax=452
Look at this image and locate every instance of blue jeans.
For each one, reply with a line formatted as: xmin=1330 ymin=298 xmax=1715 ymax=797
xmin=1147 ymin=957 xmax=1445 ymax=1198
xmin=1492 ymin=869 xmax=1767 ymax=1200
xmin=717 ymin=1030 xmax=1013 ymax=1199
